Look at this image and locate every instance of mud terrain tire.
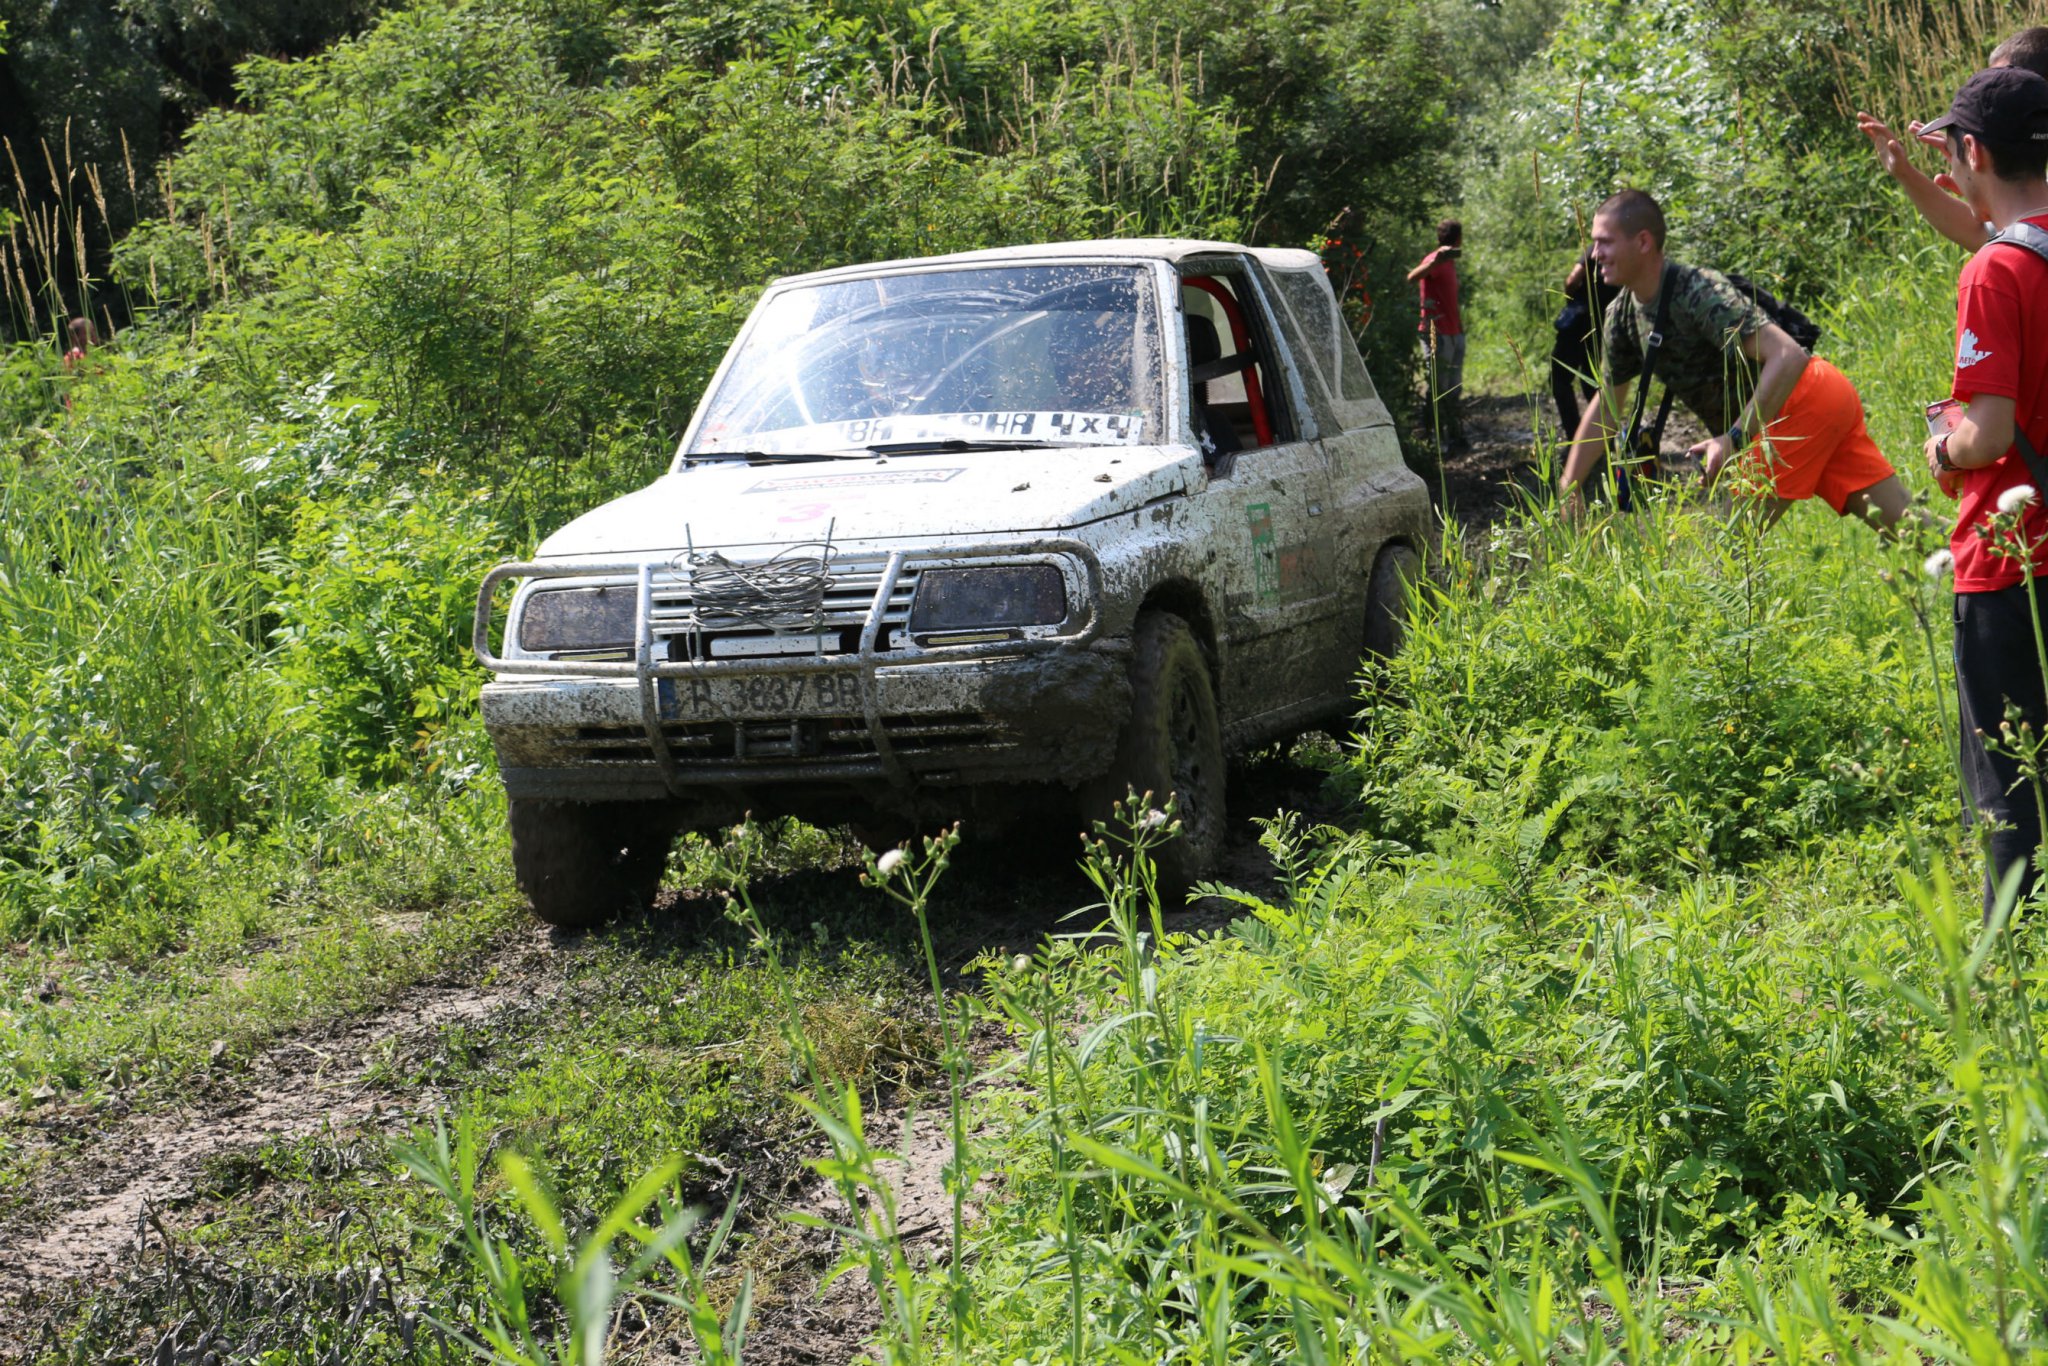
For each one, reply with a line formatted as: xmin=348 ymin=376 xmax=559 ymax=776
xmin=509 ymin=798 xmax=678 ymax=930
xmin=1363 ymin=543 xmax=1422 ymax=659
xmin=1095 ymin=611 xmax=1225 ymax=894
xmin=1327 ymin=543 xmax=1423 ymax=747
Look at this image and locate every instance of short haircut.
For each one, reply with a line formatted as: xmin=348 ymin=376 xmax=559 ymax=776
xmin=1991 ymin=26 xmax=2048 ymax=79
xmin=1596 ymin=189 xmax=1667 ymax=249
xmin=1953 ymin=126 xmax=2048 ymax=183
xmin=1436 ymin=219 xmax=1462 ymax=248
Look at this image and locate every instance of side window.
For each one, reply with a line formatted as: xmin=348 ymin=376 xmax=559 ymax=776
xmin=1179 ymin=270 xmax=1299 ymax=455
xmin=1251 ymin=265 xmax=1340 ymax=436
xmin=1266 ymin=265 xmax=1381 ymax=411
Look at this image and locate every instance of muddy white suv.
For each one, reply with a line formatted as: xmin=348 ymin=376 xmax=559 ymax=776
xmin=474 ymin=239 xmax=1429 ymax=926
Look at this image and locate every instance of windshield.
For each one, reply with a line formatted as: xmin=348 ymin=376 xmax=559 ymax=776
xmin=685 ymin=264 xmax=1166 ymax=457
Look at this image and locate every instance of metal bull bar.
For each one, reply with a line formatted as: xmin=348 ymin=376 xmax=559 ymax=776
xmin=473 ymin=540 xmax=1106 ymax=792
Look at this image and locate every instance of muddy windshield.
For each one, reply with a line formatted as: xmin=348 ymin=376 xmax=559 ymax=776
xmin=686 ymin=264 xmax=1165 ymax=457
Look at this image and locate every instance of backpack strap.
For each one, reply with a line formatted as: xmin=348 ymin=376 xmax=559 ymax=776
xmin=1989 ymin=220 xmax=2048 ymax=266
xmin=2012 ymin=425 xmax=2048 ymax=497
xmin=1649 ymin=387 xmax=1677 ymax=448
xmin=1614 ymin=262 xmax=1676 ymax=512
xmin=1984 ymin=225 xmax=2048 ymax=490
xmin=1622 ymin=261 xmax=1676 ymax=456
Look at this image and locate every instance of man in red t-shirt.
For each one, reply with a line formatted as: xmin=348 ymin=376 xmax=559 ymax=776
xmin=1407 ymin=219 xmax=1465 ymax=453
xmin=1920 ymin=66 xmax=2048 ymax=915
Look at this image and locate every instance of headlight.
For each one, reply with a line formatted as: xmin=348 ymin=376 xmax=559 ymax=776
xmin=909 ymin=565 xmax=1068 ymax=637
xmin=518 ymin=584 xmax=639 ymax=653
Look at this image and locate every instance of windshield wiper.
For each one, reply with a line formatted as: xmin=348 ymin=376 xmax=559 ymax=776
xmin=685 ymin=451 xmax=867 ymax=466
xmin=861 ymin=438 xmax=1079 ymax=455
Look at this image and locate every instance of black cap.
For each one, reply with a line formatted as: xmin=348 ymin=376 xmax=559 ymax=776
xmin=1923 ymin=66 xmax=2048 ymax=145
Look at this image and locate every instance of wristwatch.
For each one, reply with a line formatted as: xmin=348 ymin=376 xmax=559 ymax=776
xmin=1725 ymin=425 xmax=1746 ymax=450
xmin=1935 ymin=434 xmax=1958 ymax=472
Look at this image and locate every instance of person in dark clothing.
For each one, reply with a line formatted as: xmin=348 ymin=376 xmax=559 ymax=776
xmin=1548 ymin=252 xmax=1618 ymax=436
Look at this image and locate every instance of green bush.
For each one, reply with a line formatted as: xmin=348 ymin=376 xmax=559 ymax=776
xmin=1356 ymin=509 xmax=1948 ymax=878
xmin=268 ymin=477 xmax=504 ymax=784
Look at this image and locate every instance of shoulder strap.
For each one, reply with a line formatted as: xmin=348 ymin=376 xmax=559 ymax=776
xmin=1989 ymin=220 xmax=2048 ymax=266
xmin=2013 ymin=424 xmax=2048 ymax=495
xmin=1649 ymin=387 xmax=1677 ymax=449
xmin=1623 ymin=262 xmax=1676 ymax=456
xmin=1983 ymin=225 xmax=2048 ymax=489
xmin=1614 ymin=263 xmax=1675 ymax=511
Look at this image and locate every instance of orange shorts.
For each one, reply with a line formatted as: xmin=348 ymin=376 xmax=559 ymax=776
xmin=1748 ymin=357 xmax=1894 ymax=513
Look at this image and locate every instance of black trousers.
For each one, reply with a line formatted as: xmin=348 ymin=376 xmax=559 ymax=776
xmin=1550 ymin=333 xmax=1597 ymax=435
xmin=1955 ymin=581 xmax=2048 ymax=916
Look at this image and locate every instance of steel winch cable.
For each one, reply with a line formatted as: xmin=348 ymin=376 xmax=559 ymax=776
xmin=678 ymin=521 xmax=836 ymax=633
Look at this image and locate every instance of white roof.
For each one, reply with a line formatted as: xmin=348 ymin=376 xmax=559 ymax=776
xmin=775 ymin=238 xmax=1325 ymax=288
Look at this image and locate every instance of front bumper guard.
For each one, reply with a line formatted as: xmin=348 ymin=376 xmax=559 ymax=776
xmin=474 ymin=540 xmax=1106 ymax=793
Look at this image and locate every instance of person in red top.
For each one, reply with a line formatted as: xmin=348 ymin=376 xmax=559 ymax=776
xmin=1407 ymin=219 xmax=1465 ymax=453
xmin=1920 ymin=65 xmax=2048 ymax=916
xmin=60 ymin=316 xmax=94 ymax=411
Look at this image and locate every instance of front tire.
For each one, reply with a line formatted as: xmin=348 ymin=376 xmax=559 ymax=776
xmin=1363 ymin=543 xmax=1422 ymax=660
xmin=1094 ymin=611 xmax=1226 ymax=893
xmin=1328 ymin=544 xmax=1422 ymax=749
xmin=508 ymin=799 xmax=679 ymax=930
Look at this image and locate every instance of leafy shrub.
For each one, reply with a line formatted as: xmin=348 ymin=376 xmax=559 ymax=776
xmin=1354 ymin=507 xmax=1949 ymax=878
xmin=268 ymin=478 xmax=505 ymax=784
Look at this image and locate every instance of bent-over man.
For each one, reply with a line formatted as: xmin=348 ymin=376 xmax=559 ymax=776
xmin=1558 ymin=189 xmax=1908 ymax=532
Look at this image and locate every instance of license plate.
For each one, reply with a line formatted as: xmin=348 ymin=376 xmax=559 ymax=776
xmin=659 ymin=672 xmax=864 ymax=719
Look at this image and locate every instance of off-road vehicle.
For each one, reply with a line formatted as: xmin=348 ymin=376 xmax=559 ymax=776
xmin=474 ymin=239 xmax=1430 ymax=926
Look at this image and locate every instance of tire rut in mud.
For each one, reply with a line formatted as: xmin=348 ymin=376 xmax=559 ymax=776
xmin=0 ymin=928 xmax=561 ymax=1343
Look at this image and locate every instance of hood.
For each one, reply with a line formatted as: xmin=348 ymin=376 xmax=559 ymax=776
xmin=534 ymin=445 xmax=1200 ymax=558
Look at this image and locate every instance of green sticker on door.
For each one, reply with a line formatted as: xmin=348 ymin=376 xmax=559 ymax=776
xmin=1245 ymin=502 xmax=1280 ymax=603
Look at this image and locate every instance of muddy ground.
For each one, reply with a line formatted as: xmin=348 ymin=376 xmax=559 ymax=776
xmin=0 ymin=398 xmax=1561 ymax=1364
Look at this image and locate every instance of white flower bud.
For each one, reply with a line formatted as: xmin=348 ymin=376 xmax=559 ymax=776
xmin=875 ymin=848 xmax=906 ymax=878
xmin=1925 ymin=549 xmax=1954 ymax=580
xmin=1999 ymin=484 xmax=2039 ymax=516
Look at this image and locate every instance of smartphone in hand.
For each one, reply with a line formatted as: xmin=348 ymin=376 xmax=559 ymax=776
xmin=1926 ymin=398 xmax=1963 ymax=437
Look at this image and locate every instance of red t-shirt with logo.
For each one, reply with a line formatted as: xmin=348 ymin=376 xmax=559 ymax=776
xmin=1417 ymin=255 xmax=1462 ymax=335
xmin=1950 ymin=213 xmax=2048 ymax=592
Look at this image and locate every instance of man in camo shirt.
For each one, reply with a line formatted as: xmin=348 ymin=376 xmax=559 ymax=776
xmin=1558 ymin=190 xmax=1909 ymax=530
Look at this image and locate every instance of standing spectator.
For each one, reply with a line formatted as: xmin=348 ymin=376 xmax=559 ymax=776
xmin=61 ymin=316 xmax=94 ymax=411
xmin=1407 ymin=219 xmax=1465 ymax=453
xmin=1856 ymin=27 xmax=2048 ymax=249
xmin=1557 ymin=189 xmax=1907 ymax=532
xmin=62 ymin=316 xmax=93 ymax=369
xmin=1917 ymin=67 xmax=2048 ymax=916
xmin=1549 ymin=251 xmax=1618 ymax=437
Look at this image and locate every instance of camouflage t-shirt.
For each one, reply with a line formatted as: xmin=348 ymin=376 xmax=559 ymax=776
xmin=1601 ymin=263 xmax=1770 ymax=433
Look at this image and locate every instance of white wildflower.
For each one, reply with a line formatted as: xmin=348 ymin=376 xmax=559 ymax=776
xmin=1140 ymin=808 xmax=1170 ymax=831
xmin=1011 ymin=954 xmax=1031 ymax=973
xmin=2000 ymin=484 xmax=2040 ymax=516
xmin=874 ymin=848 xmax=906 ymax=879
xmin=1925 ymin=549 xmax=1955 ymax=580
